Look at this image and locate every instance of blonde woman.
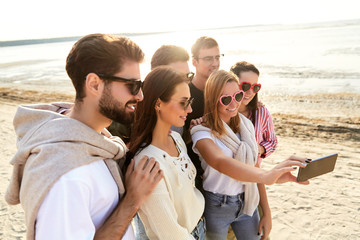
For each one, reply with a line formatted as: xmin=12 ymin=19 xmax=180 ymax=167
xmin=191 ymin=70 xmax=309 ymax=240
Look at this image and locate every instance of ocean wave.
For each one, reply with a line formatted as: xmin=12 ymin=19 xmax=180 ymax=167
xmin=0 ymin=59 xmax=56 ymax=68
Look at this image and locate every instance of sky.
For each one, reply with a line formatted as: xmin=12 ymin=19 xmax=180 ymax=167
xmin=1 ymin=0 xmax=359 ymax=41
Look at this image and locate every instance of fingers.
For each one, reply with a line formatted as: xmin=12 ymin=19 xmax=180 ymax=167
xmin=136 ymin=155 xmax=150 ymax=170
xmin=297 ymin=180 xmax=310 ymax=185
xmin=286 ymin=155 xmax=310 ymax=164
xmin=258 ymin=222 xmax=263 ymax=238
xmin=125 ymin=158 xmax=135 ymax=179
xmin=134 ymin=156 xmax=163 ymax=183
xmin=277 ymin=158 xmax=310 ymax=169
xmin=147 ymin=159 xmax=163 ymax=183
xmin=190 ymin=117 xmax=203 ymax=129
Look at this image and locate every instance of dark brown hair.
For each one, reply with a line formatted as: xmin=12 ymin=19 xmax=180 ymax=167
xmin=66 ymin=33 xmax=144 ymax=102
xmin=203 ymin=70 xmax=240 ymax=136
xmin=129 ymin=66 xmax=189 ymax=156
xmin=151 ymin=45 xmax=189 ymax=70
xmin=191 ymin=36 xmax=218 ymax=59
xmin=230 ymin=61 xmax=260 ymax=125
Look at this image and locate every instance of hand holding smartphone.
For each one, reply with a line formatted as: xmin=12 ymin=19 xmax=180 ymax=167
xmin=297 ymin=153 xmax=338 ymax=182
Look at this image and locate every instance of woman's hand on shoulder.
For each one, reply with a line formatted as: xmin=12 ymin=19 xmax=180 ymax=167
xmin=189 ymin=117 xmax=203 ymax=130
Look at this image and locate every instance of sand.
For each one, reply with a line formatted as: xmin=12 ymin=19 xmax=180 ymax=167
xmin=0 ymin=87 xmax=359 ymax=239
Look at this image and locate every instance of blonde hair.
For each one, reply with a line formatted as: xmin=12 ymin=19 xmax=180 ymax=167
xmin=203 ymin=70 xmax=240 ymax=136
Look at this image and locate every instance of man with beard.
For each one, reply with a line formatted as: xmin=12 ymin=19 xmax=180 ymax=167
xmin=5 ymin=34 xmax=163 ymax=240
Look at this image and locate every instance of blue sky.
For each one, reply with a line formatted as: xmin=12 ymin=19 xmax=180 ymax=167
xmin=1 ymin=0 xmax=359 ymax=41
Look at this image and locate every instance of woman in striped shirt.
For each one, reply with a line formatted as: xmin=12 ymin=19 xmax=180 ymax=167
xmin=230 ymin=61 xmax=278 ymax=166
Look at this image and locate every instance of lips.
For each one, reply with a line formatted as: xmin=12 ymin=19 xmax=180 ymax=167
xmin=227 ymin=108 xmax=237 ymax=112
xmin=126 ymin=103 xmax=136 ymax=111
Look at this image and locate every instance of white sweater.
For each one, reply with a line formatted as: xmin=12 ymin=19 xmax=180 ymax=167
xmin=134 ymin=131 xmax=204 ymax=240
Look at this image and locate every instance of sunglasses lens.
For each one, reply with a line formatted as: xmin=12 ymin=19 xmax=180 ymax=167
xmin=187 ymin=72 xmax=195 ymax=81
xmin=253 ymin=84 xmax=261 ymax=93
xmin=235 ymin=92 xmax=244 ymax=102
xmin=241 ymin=82 xmax=251 ymax=91
xmin=127 ymin=81 xmax=142 ymax=95
xmin=220 ymin=96 xmax=232 ymax=106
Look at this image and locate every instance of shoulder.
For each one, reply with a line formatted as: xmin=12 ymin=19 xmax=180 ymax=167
xmin=62 ymin=160 xmax=110 ymax=182
xmin=191 ymin=127 xmax=214 ymax=143
xmin=257 ymin=105 xmax=271 ymax=116
xmin=133 ymin=144 xmax=164 ymax=166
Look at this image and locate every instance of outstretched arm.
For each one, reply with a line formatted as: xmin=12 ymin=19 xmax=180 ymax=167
xmin=195 ymin=138 xmax=308 ymax=185
xmin=94 ymin=156 xmax=163 ymax=239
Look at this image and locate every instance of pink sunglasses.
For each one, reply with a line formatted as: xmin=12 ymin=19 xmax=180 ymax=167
xmin=219 ymin=90 xmax=245 ymax=106
xmin=240 ymin=82 xmax=261 ymax=93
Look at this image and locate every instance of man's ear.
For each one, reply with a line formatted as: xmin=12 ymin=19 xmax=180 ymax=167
xmin=192 ymin=58 xmax=198 ymax=67
xmin=85 ymin=73 xmax=103 ymax=96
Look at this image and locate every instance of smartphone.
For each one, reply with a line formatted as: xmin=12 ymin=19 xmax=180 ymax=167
xmin=297 ymin=153 xmax=338 ymax=182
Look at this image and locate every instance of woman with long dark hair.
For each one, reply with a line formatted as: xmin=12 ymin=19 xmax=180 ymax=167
xmin=230 ymin=61 xmax=277 ymax=165
xmin=129 ymin=66 xmax=205 ymax=240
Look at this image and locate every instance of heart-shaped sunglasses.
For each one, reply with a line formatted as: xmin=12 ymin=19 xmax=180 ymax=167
xmin=219 ymin=90 xmax=245 ymax=106
xmin=240 ymin=82 xmax=261 ymax=93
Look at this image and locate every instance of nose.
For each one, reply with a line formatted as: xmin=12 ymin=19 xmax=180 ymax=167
xmin=230 ymin=98 xmax=239 ymax=108
xmin=212 ymin=58 xmax=220 ymax=68
xmin=135 ymin=89 xmax=144 ymax=101
xmin=186 ymin=104 xmax=193 ymax=113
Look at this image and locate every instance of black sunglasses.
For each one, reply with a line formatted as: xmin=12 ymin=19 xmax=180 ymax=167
xmin=187 ymin=72 xmax=195 ymax=82
xmin=181 ymin=97 xmax=194 ymax=110
xmin=97 ymin=73 xmax=143 ymax=95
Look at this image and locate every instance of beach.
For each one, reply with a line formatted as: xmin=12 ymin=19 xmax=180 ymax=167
xmin=1 ymin=19 xmax=360 ymax=239
xmin=0 ymin=87 xmax=359 ymax=239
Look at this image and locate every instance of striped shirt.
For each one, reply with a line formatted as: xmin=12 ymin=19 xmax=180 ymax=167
xmin=248 ymin=106 xmax=278 ymax=165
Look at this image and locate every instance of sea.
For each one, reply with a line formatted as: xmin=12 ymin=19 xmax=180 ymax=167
xmin=1 ymin=19 xmax=360 ymax=96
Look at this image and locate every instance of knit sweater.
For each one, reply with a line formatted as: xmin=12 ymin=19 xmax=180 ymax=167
xmin=5 ymin=103 xmax=127 ymax=240
xmin=134 ymin=131 xmax=204 ymax=240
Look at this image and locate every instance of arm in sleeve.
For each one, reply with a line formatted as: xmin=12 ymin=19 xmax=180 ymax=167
xmin=258 ymin=107 xmax=278 ymax=158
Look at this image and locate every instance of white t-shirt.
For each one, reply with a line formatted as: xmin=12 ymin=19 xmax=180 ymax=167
xmin=36 ymin=160 xmax=135 ymax=240
xmin=192 ymin=130 xmax=245 ymax=195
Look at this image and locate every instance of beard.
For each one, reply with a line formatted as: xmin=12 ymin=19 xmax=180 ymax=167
xmin=98 ymin=84 xmax=135 ymax=125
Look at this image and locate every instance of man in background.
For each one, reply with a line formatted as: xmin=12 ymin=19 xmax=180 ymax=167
xmin=150 ymin=44 xmax=193 ymax=135
xmin=184 ymin=36 xmax=223 ymax=190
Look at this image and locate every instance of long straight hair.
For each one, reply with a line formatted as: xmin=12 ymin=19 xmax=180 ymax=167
xmin=129 ymin=66 xmax=189 ymax=157
xmin=203 ymin=70 xmax=240 ymax=137
xmin=230 ymin=61 xmax=260 ymax=125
